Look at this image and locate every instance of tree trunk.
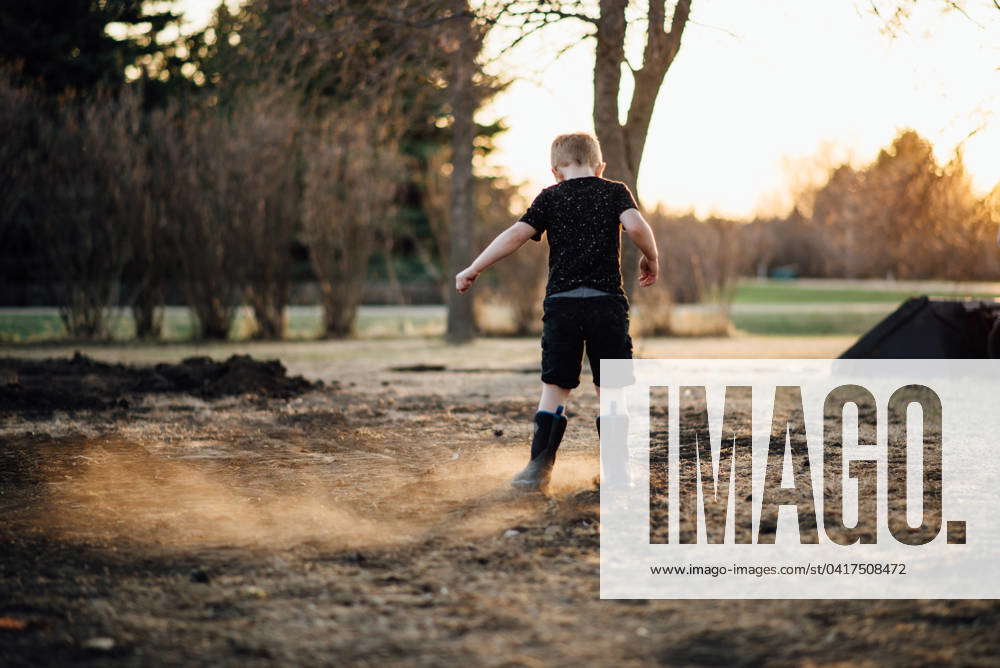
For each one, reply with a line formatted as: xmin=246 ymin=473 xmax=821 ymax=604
xmin=594 ymin=1 xmax=633 ymax=189
xmin=132 ymin=285 xmax=163 ymax=340
xmin=249 ymin=286 xmax=287 ymax=340
xmin=445 ymin=2 xmax=478 ymax=343
xmin=195 ymin=299 xmax=232 ymax=340
xmin=320 ymin=290 xmax=359 ymax=338
xmin=593 ymin=0 xmax=692 ymax=296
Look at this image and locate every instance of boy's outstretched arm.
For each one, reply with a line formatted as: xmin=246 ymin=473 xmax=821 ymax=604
xmin=455 ymin=221 xmax=537 ymax=293
xmin=620 ymin=209 xmax=659 ymax=288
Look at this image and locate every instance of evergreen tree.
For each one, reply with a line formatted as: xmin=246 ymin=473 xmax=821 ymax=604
xmin=0 ymin=1 xmax=182 ymax=96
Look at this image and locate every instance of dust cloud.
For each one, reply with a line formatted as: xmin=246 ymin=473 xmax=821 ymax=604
xmin=38 ymin=439 xmax=598 ymax=551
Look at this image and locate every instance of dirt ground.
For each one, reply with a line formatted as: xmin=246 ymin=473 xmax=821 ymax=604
xmin=2 ymin=335 xmax=998 ymax=667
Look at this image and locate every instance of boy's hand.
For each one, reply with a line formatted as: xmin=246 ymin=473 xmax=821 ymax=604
xmin=638 ymin=255 xmax=658 ymax=287
xmin=455 ymin=267 xmax=480 ymax=294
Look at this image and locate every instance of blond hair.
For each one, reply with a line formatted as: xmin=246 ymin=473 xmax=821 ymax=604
xmin=551 ymin=132 xmax=603 ymax=168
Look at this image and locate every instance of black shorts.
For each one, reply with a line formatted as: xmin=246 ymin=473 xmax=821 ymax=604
xmin=540 ymin=295 xmax=634 ymax=389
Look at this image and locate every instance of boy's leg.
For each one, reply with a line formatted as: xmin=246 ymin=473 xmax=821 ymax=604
xmin=538 ymin=382 xmax=571 ymax=412
xmin=585 ymin=296 xmax=634 ymax=487
xmin=512 ymin=299 xmax=582 ymax=492
xmin=583 ymin=296 xmax=633 ymax=393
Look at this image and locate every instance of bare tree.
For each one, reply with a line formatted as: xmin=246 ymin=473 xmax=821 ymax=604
xmin=302 ymin=113 xmax=400 ymax=338
xmin=149 ymin=104 xmax=245 ymax=340
xmin=462 ymin=2 xmax=694 ymax=320
xmin=863 ymin=0 xmax=1000 ymax=36
xmin=490 ymin=1 xmax=692 ymax=281
xmin=445 ymin=0 xmax=481 ymax=342
xmin=740 ymin=128 xmax=1000 ymax=282
xmin=473 ymin=176 xmax=548 ymax=335
xmin=592 ymin=1 xmax=692 ymax=195
xmin=128 ymin=214 xmax=167 ymax=340
xmin=229 ymin=89 xmax=303 ymax=340
xmin=596 ymin=0 xmax=691 ymax=291
xmin=29 ymin=90 xmax=149 ymax=339
xmin=227 ymin=0 xmax=488 ymax=339
xmin=0 ymin=75 xmax=33 ymax=243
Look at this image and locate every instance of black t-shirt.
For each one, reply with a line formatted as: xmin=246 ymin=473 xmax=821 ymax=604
xmin=519 ymin=176 xmax=638 ymax=298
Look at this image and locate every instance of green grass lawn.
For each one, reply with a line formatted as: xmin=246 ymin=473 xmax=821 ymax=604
xmin=0 ymin=307 xmax=447 ymax=344
xmin=3 ymin=279 xmax=998 ymax=342
xmin=732 ymin=282 xmax=999 ymax=304
xmin=0 ymin=309 xmax=210 ymax=343
xmin=730 ymin=311 xmax=888 ymax=336
xmin=0 ymin=306 xmax=887 ymax=341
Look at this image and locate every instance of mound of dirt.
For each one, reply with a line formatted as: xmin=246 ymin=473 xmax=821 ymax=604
xmin=144 ymin=355 xmax=317 ymax=399
xmin=0 ymin=352 xmax=320 ymax=414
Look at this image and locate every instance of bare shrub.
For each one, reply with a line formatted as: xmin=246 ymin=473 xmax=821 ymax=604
xmin=28 ymin=90 xmax=151 ymax=338
xmin=0 ymin=76 xmax=169 ymax=339
xmin=647 ymin=211 xmax=741 ymax=301
xmin=0 ymin=75 xmax=39 ymax=310
xmin=474 ymin=178 xmax=546 ymax=336
xmin=228 ymin=90 xmax=303 ymax=339
xmin=632 ymin=211 xmax=740 ymax=335
xmin=419 ymin=148 xmax=451 ymax=293
xmin=148 ymin=104 xmax=245 ymax=340
xmin=123 ymin=123 xmax=168 ymax=341
xmin=0 ymin=75 xmax=34 ymax=229
xmin=422 ymin=151 xmax=547 ymax=336
xmin=629 ymin=280 xmax=673 ymax=337
xmin=303 ymin=112 xmax=399 ymax=338
xmin=149 ymin=88 xmax=311 ymax=341
xmin=128 ymin=238 xmax=167 ymax=340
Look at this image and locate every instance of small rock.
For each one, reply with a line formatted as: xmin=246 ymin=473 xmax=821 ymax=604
xmin=89 ymin=600 xmax=115 ymax=616
xmin=451 ymin=452 xmax=460 ymax=460
xmin=190 ymin=569 xmax=210 ymax=584
xmin=82 ymin=637 xmax=115 ymax=651
xmin=492 ymin=428 xmax=504 ymax=438
xmin=240 ymin=585 xmax=267 ymax=599
xmin=502 ymin=529 xmax=521 ymax=538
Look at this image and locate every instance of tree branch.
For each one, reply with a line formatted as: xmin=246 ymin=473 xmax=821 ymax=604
xmin=623 ymin=0 xmax=692 ymax=178
xmin=494 ymin=5 xmax=597 ymax=25
xmin=944 ymin=1 xmax=985 ymax=29
xmin=687 ymin=18 xmax=742 ymax=40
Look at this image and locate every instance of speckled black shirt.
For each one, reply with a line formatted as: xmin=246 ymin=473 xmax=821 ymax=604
xmin=520 ymin=176 xmax=639 ymax=298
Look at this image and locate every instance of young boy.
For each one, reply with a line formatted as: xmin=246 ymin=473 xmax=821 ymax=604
xmin=455 ymin=132 xmax=659 ymax=493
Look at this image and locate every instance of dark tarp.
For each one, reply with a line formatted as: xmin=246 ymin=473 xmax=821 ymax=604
xmin=839 ymin=296 xmax=1000 ymax=359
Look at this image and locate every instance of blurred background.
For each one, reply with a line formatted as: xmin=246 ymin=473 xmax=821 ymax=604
xmin=1 ymin=0 xmax=998 ymax=345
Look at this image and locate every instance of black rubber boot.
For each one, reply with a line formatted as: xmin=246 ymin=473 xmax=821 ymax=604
xmin=511 ymin=406 xmax=568 ymax=493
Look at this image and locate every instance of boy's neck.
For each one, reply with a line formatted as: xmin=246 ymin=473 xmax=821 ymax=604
xmin=556 ymin=165 xmax=599 ymax=181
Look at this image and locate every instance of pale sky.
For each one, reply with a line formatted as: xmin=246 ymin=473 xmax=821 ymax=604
xmin=178 ymin=1 xmax=1000 ymax=219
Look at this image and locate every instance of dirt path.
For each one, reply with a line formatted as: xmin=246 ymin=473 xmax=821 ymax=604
xmin=2 ymin=337 xmax=997 ymax=666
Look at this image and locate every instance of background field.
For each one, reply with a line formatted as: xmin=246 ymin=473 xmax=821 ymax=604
xmin=3 ymin=279 xmax=997 ymax=343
